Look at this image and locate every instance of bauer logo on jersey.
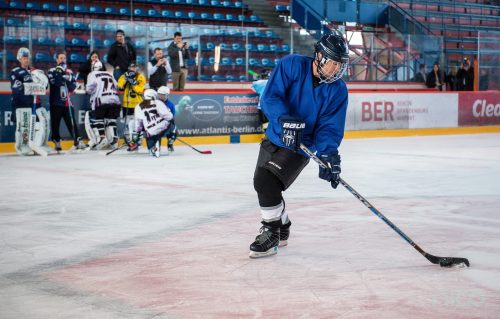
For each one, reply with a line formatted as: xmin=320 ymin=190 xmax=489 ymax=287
xmin=282 ymin=122 xmax=305 ymax=129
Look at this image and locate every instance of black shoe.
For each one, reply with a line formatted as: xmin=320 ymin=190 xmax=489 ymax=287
xmin=279 ymin=220 xmax=291 ymax=247
xmin=52 ymin=140 xmax=62 ymax=152
xmin=249 ymin=224 xmax=280 ymax=258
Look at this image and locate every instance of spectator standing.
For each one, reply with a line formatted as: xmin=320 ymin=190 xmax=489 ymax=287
xmin=446 ymin=66 xmax=458 ymax=91
xmin=148 ymin=48 xmax=172 ymax=90
xmin=108 ymin=29 xmax=137 ymax=81
xmin=456 ymin=57 xmax=474 ymax=91
xmin=426 ymin=62 xmax=445 ymax=91
xmin=78 ymin=50 xmax=106 ymax=86
xmin=167 ymin=32 xmax=190 ymax=91
xmin=413 ymin=64 xmax=426 ymax=83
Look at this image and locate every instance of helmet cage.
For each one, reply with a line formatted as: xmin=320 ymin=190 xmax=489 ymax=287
xmin=314 ymin=34 xmax=349 ymax=84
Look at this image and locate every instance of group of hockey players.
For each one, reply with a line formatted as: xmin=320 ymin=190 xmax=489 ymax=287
xmin=10 ymin=47 xmax=177 ymax=157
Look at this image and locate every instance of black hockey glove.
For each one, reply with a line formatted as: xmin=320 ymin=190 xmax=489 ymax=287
xmin=125 ymin=71 xmax=137 ymax=85
xmin=318 ymin=153 xmax=341 ymax=189
xmin=279 ymin=118 xmax=305 ymax=150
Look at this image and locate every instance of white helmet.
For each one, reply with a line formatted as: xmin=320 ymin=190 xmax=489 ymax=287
xmin=91 ymin=61 xmax=103 ymax=71
xmin=157 ymin=86 xmax=170 ymax=99
xmin=143 ymin=88 xmax=157 ymax=100
xmin=17 ymin=47 xmax=31 ymax=61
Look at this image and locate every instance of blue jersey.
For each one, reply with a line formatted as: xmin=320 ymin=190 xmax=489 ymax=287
xmin=10 ymin=66 xmax=37 ymax=109
xmin=260 ymin=54 xmax=348 ymax=156
xmin=166 ymin=99 xmax=176 ymax=117
xmin=47 ymin=67 xmax=77 ymax=107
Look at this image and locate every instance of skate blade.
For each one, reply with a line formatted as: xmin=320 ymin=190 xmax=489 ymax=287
xmin=249 ymin=246 xmax=278 ymax=258
xmin=279 ymin=240 xmax=288 ymax=247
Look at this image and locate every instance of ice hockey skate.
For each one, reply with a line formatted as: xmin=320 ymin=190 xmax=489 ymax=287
xmin=279 ymin=220 xmax=291 ymax=247
xmin=249 ymin=225 xmax=280 ymax=258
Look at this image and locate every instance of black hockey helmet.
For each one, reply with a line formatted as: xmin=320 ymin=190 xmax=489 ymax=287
xmin=314 ymin=31 xmax=349 ymax=83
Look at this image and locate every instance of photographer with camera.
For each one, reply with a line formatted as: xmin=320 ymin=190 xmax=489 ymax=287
xmin=167 ymin=32 xmax=190 ymax=91
xmin=148 ymin=48 xmax=172 ymax=91
xmin=457 ymin=57 xmax=474 ymax=91
xmin=118 ymin=63 xmax=146 ymax=143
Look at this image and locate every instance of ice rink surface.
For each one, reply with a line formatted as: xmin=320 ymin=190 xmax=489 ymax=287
xmin=1 ymin=133 xmax=500 ymax=319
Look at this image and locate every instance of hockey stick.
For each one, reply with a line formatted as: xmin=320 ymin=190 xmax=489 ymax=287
xmin=176 ymin=137 xmax=212 ymax=154
xmin=67 ymin=82 xmax=79 ymax=147
xmin=105 ymin=142 xmax=128 ymax=155
xmin=299 ymin=143 xmax=470 ymax=268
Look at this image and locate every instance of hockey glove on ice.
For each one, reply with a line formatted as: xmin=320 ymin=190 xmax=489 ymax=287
xmin=279 ymin=119 xmax=305 ymax=150
xmin=318 ymin=153 xmax=341 ymax=189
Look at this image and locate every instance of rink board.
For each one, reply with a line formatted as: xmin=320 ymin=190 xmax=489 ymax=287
xmin=0 ymin=90 xmax=499 ymax=152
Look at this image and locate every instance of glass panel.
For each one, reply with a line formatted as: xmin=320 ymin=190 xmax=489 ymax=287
xmin=478 ymin=31 xmax=500 ymax=91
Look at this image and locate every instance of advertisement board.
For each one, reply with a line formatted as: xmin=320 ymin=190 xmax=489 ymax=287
xmin=0 ymin=93 xmax=262 ymax=143
xmin=458 ymin=91 xmax=500 ymax=126
xmin=347 ymin=93 xmax=458 ymax=130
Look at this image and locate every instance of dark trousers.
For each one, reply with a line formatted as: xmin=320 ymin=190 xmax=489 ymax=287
xmin=253 ymin=139 xmax=309 ymax=207
xmin=50 ymin=106 xmax=79 ymax=143
xmin=146 ymin=129 xmax=167 ymax=150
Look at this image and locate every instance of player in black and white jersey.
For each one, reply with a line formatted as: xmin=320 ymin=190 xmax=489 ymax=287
xmin=129 ymin=89 xmax=173 ymax=157
xmin=85 ymin=61 xmax=121 ymax=150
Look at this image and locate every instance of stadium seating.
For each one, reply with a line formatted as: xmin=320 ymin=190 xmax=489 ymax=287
xmin=2 ymin=1 xmax=291 ymax=82
xmin=35 ymin=52 xmax=52 ymax=62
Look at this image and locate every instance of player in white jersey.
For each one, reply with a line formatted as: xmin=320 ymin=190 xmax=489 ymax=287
xmin=130 ymin=89 xmax=173 ymax=157
xmin=85 ymin=61 xmax=121 ymax=149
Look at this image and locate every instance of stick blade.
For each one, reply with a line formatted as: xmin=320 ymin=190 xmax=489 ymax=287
xmin=200 ymin=150 xmax=212 ymax=155
xmin=439 ymin=257 xmax=470 ymax=268
xmin=426 ymin=254 xmax=470 ymax=267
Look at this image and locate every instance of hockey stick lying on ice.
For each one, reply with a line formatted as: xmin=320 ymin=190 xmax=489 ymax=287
xmin=176 ymin=138 xmax=212 ymax=154
xmin=299 ymin=143 xmax=470 ymax=268
xmin=105 ymin=143 xmax=127 ymax=155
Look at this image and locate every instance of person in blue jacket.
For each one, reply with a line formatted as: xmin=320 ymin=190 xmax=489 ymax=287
xmin=249 ymin=31 xmax=350 ymax=258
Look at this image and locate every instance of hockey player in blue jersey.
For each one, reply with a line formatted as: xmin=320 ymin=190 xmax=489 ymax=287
xmin=249 ymin=32 xmax=350 ymax=258
xmin=47 ymin=52 xmax=85 ymax=151
xmin=11 ymin=47 xmax=51 ymax=156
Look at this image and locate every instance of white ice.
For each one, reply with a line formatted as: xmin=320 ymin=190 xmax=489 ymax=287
xmin=1 ymin=134 xmax=499 ymax=318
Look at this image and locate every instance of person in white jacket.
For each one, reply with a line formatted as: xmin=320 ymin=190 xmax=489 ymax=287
xmin=129 ymin=89 xmax=173 ymax=157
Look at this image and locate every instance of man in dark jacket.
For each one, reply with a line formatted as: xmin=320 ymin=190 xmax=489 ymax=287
xmin=167 ymin=32 xmax=190 ymax=91
xmin=107 ymin=29 xmax=136 ymax=81
xmin=148 ymin=48 xmax=172 ymax=90
xmin=456 ymin=57 xmax=474 ymax=91
xmin=413 ymin=64 xmax=426 ymax=83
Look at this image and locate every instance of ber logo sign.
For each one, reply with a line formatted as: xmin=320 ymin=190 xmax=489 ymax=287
xmin=347 ymin=93 xmax=458 ymax=130
xmin=361 ymin=101 xmax=394 ymax=121
xmin=459 ymin=92 xmax=500 ymax=126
